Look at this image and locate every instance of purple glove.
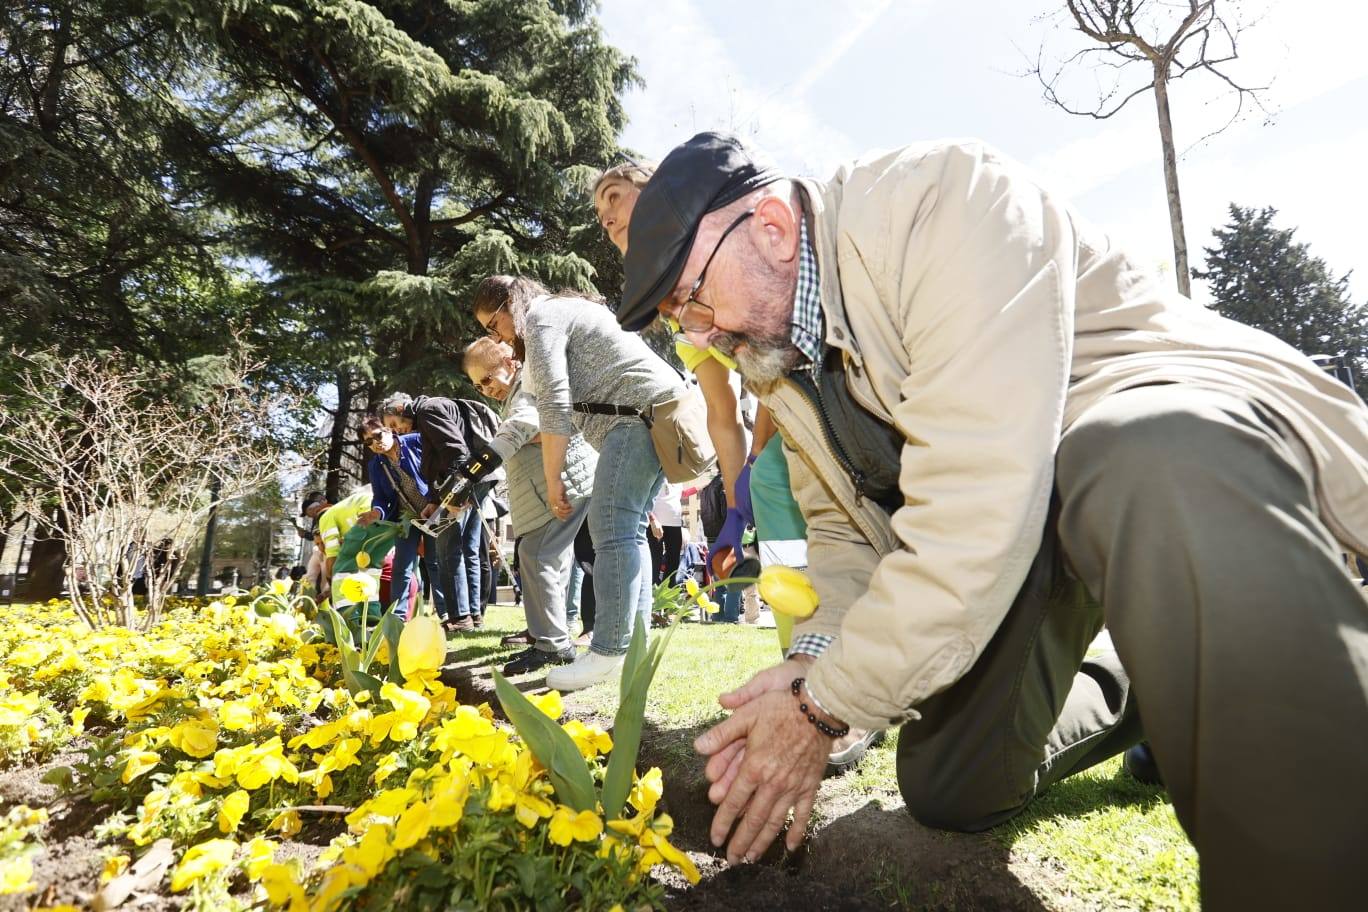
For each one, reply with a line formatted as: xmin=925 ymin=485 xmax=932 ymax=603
xmin=711 ymin=507 xmax=746 ymax=579
xmin=734 ymin=459 xmax=755 ymax=528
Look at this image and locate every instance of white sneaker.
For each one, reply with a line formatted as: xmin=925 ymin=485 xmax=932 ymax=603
xmin=545 ymin=651 xmax=625 ymax=691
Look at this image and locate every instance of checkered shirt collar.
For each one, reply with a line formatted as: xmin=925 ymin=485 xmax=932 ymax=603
xmin=790 ymin=217 xmax=823 ymax=374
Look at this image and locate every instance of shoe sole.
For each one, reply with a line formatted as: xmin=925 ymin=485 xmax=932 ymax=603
xmin=824 ymin=730 xmax=887 ymax=777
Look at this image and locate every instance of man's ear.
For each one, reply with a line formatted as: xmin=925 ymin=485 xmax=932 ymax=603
xmin=751 ymin=194 xmax=800 ymax=266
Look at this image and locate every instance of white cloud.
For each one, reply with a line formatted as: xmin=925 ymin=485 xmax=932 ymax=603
xmin=597 ymin=0 xmax=860 ymax=176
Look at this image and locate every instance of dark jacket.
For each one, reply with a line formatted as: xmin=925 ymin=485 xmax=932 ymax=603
xmin=368 ymin=433 xmax=429 ymax=520
xmin=411 ymin=395 xmax=502 ymax=488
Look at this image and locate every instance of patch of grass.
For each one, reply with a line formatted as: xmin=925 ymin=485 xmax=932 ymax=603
xmin=994 ymin=757 xmax=1198 ymax=911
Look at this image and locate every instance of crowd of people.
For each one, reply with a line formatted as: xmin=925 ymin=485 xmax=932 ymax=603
xmin=291 ymin=130 xmax=1367 ymax=907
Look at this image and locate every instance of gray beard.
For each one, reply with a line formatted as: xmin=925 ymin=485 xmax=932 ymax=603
xmin=714 ymin=332 xmax=803 ymax=389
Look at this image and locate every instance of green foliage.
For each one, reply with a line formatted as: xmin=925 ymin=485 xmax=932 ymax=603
xmin=1195 ymin=205 xmax=1368 ymax=399
xmin=491 ymin=673 xmax=598 ymax=814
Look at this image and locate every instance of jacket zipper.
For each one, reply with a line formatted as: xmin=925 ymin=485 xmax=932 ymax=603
xmin=790 ymin=372 xmax=868 ymax=506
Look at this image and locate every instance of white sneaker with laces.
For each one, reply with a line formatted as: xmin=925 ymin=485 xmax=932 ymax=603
xmin=545 ymin=650 xmax=625 ymax=691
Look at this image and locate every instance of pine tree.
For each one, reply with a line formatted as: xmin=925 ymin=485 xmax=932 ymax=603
xmin=1194 ymin=205 xmax=1368 ymax=400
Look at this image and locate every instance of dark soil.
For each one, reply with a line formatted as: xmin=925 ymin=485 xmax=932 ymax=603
xmin=445 ymin=654 xmax=1050 ymax=912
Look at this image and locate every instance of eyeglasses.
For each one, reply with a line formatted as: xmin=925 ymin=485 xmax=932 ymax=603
xmin=671 ymin=209 xmax=754 ymax=334
xmin=481 ymin=302 xmax=506 ymax=337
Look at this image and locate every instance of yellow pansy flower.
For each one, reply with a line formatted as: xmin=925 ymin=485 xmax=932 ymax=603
xmin=258 ymin=863 xmax=307 ymax=912
xmin=528 ymin=690 xmax=563 ymax=720
xmin=684 ymin=577 xmax=700 ymax=598
xmin=243 ymin=837 xmax=276 ymax=879
xmin=270 ymin=579 xmax=291 ymax=596
xmin=120 ymin=749 xmax=161 ymax=784
xmin=548 ymin=806 xmax=603 ymax=846
xmin=392 ymin=801 xmax=432 ymax=850
xmin=217 ymin=789 xmax=250 ymax=834
xmin=168 ymin=719 xmax=218 ymax=758
xmin=562 ymin=719 xmax=613 ymax=759
xmin=514 ymin=793 xmax=555 ymax=829
xmin=169 ymin=838 xmax=236 ymax=892
xmin=336 ymin=572 xmax=378 ymax=604
xmin=0 ymin=856 xmax=33 ymax=895
xmin=629 ymin=767 xmax=664 ymax=815
xmin=101 ymin=853 xmax=130 ymax=883
xmin=757 ymin=565 xmax=820 ymax=618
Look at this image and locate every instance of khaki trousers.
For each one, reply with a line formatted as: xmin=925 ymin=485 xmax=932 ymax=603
xmin=894 ymin=385 xmax=1368 ymax=910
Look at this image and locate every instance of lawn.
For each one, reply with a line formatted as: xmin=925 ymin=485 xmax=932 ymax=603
xmin=452 ymin=603 xmax=1198 ymax=911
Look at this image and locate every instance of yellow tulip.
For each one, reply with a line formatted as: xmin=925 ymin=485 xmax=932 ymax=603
xmin=398 ymin=614 xmax=445 ymax=678
xmin=757 ymin=565 xmax=820 ymax=618
xmin=217 ymin=789 xmax=250 ymax=834
xmin=548 ymin=806 xmax=603 ymax=846
xmin=355 ymin=550 xmax=371 ymax=569
xmin=169 ymin=838 xmax=236 ymax=892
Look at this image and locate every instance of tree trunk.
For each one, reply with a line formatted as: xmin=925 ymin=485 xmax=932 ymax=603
xmin=325 ymin=367 xmax=353 ymax=502
xmin=1152 ymin=70 xmax=1191 ymax=297
xmin=197 ymin=476 xmax=222 ymax=595
xmin=22 ymin=511 xmax=67 ymax=601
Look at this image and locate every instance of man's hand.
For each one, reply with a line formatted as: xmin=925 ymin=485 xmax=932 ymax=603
xmin=701 ymin=657 xmax=812 ymax=804
xmin=420 ymin=504 xmax=437 ymax=520
xmin=694 ymin=683 xmax=834 ymax=864
xmin=357 ymin=508 xmax=381 ymax=527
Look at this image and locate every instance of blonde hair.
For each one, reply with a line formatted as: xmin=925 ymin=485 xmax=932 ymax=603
xmin=462 ymin=336 xmax=514 ymax=374
xmin=590 ymin=158 xmax=656 ymax=200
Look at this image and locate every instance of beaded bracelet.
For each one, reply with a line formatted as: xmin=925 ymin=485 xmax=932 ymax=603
xmin=790 ymin=677 xmax=850 ymax=738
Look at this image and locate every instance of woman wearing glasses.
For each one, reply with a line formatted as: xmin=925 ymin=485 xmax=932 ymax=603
xmin=471 ymin=275 xmax=684 ymax=691
xmin=357 ymin=416 xmax=437 ymax=620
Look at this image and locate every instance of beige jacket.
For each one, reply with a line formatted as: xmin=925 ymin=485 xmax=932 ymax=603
xmin=762 ymin=140 xmax=1368 ymax=732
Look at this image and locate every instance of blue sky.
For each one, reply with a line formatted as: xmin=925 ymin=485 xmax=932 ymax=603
xmin=597 ymin=0 xmax=1368 ymax=301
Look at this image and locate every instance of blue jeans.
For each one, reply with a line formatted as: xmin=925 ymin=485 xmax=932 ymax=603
xmin=588 ymin=422 xmax=664 ymax=657
xmin=435 ymin=507 xmax=482 ymax=621
xmin=390 ymin=526 xmax=439 ymax=620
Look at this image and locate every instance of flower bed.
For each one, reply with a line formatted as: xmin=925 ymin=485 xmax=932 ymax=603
xmin=0 ymin=596 xmax=696 ymax=911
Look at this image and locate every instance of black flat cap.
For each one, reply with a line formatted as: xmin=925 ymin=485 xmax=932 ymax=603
xmin=619 ymin=132 xmax=781 ymax=332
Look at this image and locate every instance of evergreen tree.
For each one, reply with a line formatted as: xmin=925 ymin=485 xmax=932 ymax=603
xmin=154 ymin=0 xmax=638 ymax=496
xmin=1194 ymin=205 xmax=1368 ymax=401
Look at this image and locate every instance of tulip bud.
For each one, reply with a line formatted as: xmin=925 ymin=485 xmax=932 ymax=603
xmin=757 ymin=566 xmax=819 ymax=618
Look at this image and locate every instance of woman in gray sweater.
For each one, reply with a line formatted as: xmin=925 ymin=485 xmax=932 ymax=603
xmin=473 ymin=275 xmax=685 ymax=691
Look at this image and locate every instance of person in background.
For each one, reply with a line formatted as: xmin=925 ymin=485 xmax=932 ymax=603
xmin=357 ymin=416 xmax=435 ymax=619
xmin=378 ymin=392 xmax=503 ymax=632
xmin=594 ymin=162 xmax=751 ymax=577
xmin=300 ymin=487 xmax=372 ymax=604
xmin=649 ymin=481 xmax=685 ymax=585
xmin=463 ymin=336 xmax=596 ymax=674
xmin=472 ymin=275 xmax=683 ymax=691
